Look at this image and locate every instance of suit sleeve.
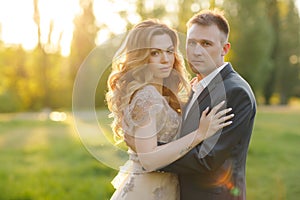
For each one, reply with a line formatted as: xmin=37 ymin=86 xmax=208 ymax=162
xmin=161 ymin=87 xmax=256 ymax=174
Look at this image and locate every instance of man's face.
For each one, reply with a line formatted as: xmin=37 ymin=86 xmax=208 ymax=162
xmin=186 ymin=24 xmax=229 ymax=76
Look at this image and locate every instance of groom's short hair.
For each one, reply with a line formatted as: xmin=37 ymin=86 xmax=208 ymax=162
xmin=187 ymin=9 xmax=230 ymax=41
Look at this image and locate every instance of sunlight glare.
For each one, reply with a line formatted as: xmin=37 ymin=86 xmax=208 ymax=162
xmin=0 ymin=0 xmax=37 ymax=49
xmin=93 ymin=1 xmax=129 ymax=32
xmin=0 ymin=0 xmax=80 ymax=56
xmin=0 ymin=0 xmax=299 ymax=55
xmin=38 ymin=0 xmax=80 ymax=56
xmin=49 ymin=111 xmax=67 ymax=122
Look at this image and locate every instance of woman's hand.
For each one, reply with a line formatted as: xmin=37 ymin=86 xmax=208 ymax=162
xmin=197 ymin=101 xmax=234 ymax=142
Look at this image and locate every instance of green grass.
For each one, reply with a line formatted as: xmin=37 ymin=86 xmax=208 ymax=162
xmin=246 ymin=107 xmax=300 ymax=200
xmin=0 ymin=115 xmax=116 ymax=200
xmin=0 ymin=107 xmax=299 ymax=199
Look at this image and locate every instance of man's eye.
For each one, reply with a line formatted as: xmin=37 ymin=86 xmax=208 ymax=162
xmin=188 ymin=41 xmax=197 ymax=46
xmin=202 ymin=41 xmax=211 ymax=47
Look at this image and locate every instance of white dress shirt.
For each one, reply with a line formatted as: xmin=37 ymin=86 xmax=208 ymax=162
xmin=184 ymin=62 xmax=228 ymax=119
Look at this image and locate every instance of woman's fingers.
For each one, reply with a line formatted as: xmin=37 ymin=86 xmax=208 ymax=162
xmin=218 ymin=113 xmax=234 ymax=122
xmin=215 ymin=113 xmax=234 ymax=128
xmin=209 ymin=101 xmax=226 ymax=115
xmin=201 ymin=106 xmax=209 ymax=117
xmin=215 ymin=108 xmax=232 ymax=118
xmin=199 ymin=102 xmax=234 ymax=139
xmin=218 ymin=120 xmax=233 ymax=128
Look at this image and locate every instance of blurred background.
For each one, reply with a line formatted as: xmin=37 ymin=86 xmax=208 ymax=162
xmin=0 ymin=0 xmax=299 ymax=199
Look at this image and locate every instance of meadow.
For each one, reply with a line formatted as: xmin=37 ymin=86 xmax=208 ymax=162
xmin=0 ymin=106 xmax=299 ymax=200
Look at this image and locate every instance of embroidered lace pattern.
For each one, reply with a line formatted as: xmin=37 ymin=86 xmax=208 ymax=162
xmin=122 ymin=85 xmax=181 ymax=143
xmin=111 ymin=85 xmax=181 ymax=200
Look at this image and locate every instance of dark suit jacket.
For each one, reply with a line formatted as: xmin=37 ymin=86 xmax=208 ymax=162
xmin=161 ymin=63 xmax=256 ymax=200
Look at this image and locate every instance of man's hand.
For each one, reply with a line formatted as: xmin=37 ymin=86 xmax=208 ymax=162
xmin=124 ymin=133 xmax=137 ymax=152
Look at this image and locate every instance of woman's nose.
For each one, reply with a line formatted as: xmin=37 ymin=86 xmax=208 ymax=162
xmin=161 ymin=51 xmax=170 ymax=62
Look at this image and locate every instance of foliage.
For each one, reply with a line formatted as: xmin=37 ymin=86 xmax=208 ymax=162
xmin=0 ymin=46 xmax=71 ymax=112
xmin=69 ymin=0 xmax=99 ymax=81
xmin=224 ymin=0 xmax=273 ymax=96
xmin=0 ymin=0 xmax=299 ymax=112
xmin=261 ymin=0 xmax=300 ymax=104
xmin=275 ymin=0 xmax=300 ymax=104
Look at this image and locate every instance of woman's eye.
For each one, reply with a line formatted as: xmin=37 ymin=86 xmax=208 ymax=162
xmin=166 ymin=50 xmax=174 ymax=54
xmin=150 ymin=50 xmax=160 ymax=56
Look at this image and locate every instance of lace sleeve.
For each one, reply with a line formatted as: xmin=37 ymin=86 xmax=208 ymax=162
xmin=123 ymin=86 xmax=166 ymax=135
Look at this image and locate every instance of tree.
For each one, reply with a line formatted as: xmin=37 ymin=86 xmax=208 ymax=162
xmin=262 ymin=0 xmax=281 ymax=105
xmin=69 ymin=0 xmax=98 ymax=80
xmin=177 ymin=0 xmax=196 ymax=33
xmin=275 ymin=0 xmax=300 ymax=104
xmin=135 ymin=0 xmax=167 ymax=20
xmin=32 ymin=0 xmax=70 ymax=110
xmin=0 ymin=46 xmax=26 ymax=112
xmin=224 ymin=0 xmax=273 ymax=99
xmin=33 ymin=0 xmax=51 ymax=109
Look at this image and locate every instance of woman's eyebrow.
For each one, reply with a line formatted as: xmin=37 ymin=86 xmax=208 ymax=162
xmin=150 ymin=45 xmax=174 ymax=51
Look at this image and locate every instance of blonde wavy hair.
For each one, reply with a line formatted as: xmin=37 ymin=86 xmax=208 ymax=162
xmin=106 ymin=19 xmax=191 ymax=141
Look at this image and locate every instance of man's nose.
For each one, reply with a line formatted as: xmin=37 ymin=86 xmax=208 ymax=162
xmin=194 ymin=44 xmax=204 ymax=56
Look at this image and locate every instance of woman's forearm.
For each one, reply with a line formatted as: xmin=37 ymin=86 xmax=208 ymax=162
xmin=137 ymin=129 xmax=203 ymax=172
xmin=135 ymin=103 xmax=232 ymax=172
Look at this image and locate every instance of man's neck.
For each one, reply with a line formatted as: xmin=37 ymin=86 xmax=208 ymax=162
xmin=199 ymin=62 xmax=226 ymax=78
xmin=198 ymin=62 xmax=228 ymax=88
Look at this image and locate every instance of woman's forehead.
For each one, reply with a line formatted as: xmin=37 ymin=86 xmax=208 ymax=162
xmin=150 ymin=34 xmax=174 ymax=49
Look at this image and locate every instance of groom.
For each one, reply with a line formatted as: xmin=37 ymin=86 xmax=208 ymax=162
xmin=159 ymin=9 xmax=257 ymax=200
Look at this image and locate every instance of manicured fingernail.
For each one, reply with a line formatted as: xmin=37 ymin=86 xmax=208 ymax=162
xmin=228 ymin=108 xmax=232 ymax=111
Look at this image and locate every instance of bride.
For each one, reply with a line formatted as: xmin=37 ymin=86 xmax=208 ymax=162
xmin=106 ymin=19 xmax=233 ymax=200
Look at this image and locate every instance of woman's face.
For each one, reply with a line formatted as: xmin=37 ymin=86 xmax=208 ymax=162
xmin=148 ymin=34 xmax=175 ymax=83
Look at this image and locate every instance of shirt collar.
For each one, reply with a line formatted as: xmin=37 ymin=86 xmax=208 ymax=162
xmin=192 ymin=62 xmax=228 ymax=92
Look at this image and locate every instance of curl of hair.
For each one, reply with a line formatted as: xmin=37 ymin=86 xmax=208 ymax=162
xmin=106 ymin=19 xmax=191 ymax=141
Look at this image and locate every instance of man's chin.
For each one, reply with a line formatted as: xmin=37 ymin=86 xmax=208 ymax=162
xmin=191 ymin=66 xmax=204 ymax=74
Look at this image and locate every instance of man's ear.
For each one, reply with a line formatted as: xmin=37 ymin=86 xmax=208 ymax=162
xmin=221 ymin=42 xmax=231 ymax=56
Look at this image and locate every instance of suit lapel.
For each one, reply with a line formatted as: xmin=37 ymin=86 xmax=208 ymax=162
xmin=184 ymin=63 xmax=234 ymax=122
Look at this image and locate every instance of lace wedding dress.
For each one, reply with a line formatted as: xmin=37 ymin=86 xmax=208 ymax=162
xmin=110 ymin=85 xmax=181 ymax=200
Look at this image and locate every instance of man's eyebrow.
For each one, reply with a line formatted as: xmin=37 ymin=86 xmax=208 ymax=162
xmin=188 ymin=38 xmax=214 ymax=43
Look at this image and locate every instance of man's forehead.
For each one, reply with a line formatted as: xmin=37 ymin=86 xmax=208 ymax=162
xmin=187 ymin=24 xmax=223 ymax=41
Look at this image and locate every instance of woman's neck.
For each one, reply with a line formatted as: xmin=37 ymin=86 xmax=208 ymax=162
xmin=152 ymin=83 xmax=163 ymax=95
xmin=151 ymin=78 xmax=164 ymax=94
